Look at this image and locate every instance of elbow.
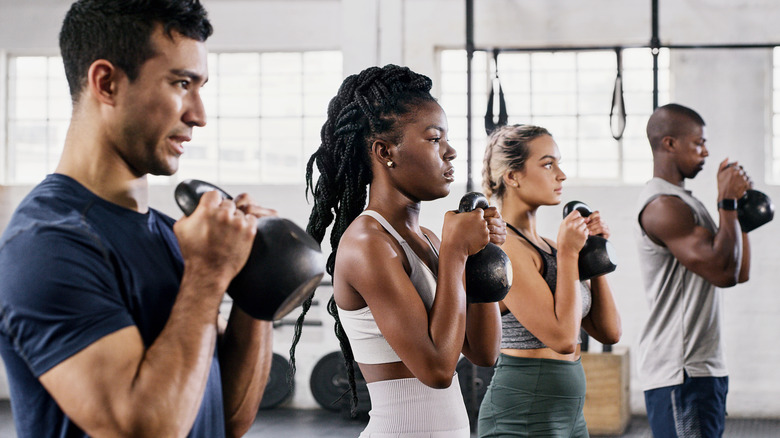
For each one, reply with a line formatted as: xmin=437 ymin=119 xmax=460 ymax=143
xmin=711 ymin=275 xmax=738 ymax=288
xmin=602 ymin=329 xmax=622 ymax=346
xmin=418 ymin=366 xmax=457 ymax=389
xmin=225 ymin=415 xmax=256 ymax=438
xmin=121 ymin=414 xmax=190 ymax=438
xmin=469 ymin=353 xmax=499 ymax=368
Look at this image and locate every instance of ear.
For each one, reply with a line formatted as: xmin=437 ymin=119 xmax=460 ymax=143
xmin=660 ymin=135 xmax=676 ymax=153
xmin=371 ymin=138 xmax=396 ymax=168
xmin=503 ymin=169 xmax=521 ymax=188
xmin=86 ymin=59 xmax=121 ymax=106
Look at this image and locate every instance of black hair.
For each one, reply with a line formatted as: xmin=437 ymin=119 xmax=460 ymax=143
xmin=646 ymin=103 xmax=706 ymax=150
xmin=288 ymin=64 xmax=436 ymax=416
xmin=59 ymin=0 xmax=213 ymax=102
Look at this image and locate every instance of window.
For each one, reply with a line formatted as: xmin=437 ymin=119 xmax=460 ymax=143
xmin=6 ymin=56 xmax=71 ymax=185
xmin=772 ymin=47 xmax=780 ymax=183
xmin=175 ymin=51 xmax=343 ymax=185
xmin=438 ymin=48 xmax=670 ymax=187
xmin=3 ymin=51 xmax=342 ymax=185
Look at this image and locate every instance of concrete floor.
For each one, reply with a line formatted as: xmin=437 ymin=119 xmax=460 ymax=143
xmin=2 ymin=401 xmax=780 ymax=437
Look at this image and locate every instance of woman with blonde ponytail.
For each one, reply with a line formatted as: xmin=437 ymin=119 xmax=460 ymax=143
xmin=477 ymin=124 xmax=622 ymax=438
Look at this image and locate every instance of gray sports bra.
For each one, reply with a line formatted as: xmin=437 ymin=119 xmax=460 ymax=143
xmin=501 ymin=224 xmax=592 ymax=350
xmin=336 ymin=210 xmax=438 ymax=364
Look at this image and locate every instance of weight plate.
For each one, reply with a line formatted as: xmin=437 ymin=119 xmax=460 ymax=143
xmin=258 ymin=353 xmax=294 ymax=410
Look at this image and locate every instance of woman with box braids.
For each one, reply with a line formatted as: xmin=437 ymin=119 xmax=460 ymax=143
xmin=290 ymin=64 xmax=504 ymax=437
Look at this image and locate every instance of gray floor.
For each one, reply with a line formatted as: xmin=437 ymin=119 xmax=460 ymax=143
xmin=2 ymin=400 xmax=780 ymax=437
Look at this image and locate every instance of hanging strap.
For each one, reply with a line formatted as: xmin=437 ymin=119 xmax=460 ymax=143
xmin=485 ymin=49 xmax=508 ymax=135
xmin=610 ymin=47 xmax=627 ymax=140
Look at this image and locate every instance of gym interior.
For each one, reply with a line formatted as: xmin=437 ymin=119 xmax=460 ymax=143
xmin=0 ymin=0 xmax=779 ymax=436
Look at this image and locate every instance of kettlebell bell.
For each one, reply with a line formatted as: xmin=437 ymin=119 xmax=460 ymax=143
xmin=458 ymin=192 xmax=513 ymax=303
xmin=174 ymin=179 xmax=325 ymax=321
xmin=562 ymin=201 xmax=618 ymax=281
xmin=738 ymin=189 xmax=774 ymax=232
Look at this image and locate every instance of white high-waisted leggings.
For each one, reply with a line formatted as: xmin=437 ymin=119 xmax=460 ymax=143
xmin=358 ymin=373 xmax=470 ymax=438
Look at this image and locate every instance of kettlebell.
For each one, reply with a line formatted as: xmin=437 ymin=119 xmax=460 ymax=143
xmin=458 ymin=192 xmax=513 ymax=303
xmin=738 ymin=189 xmax=774 ymax=232
xmin=174 ymin=179 xmax=325 ymax=321
xmin=562 ymin=201 xmax=618 ymax=281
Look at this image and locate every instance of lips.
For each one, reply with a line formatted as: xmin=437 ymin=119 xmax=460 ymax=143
xmin=168 ymin=134 xmax=191 ymax=155
xmin=444 ymin=167 xmax=455 ymax=182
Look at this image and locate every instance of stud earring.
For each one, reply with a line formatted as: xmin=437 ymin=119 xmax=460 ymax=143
xmin=387 ymin=161 xmax=394 ymax=168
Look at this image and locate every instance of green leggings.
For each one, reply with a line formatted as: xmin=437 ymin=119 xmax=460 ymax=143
xmin=477 ymin=353 xmax=589 ymax=438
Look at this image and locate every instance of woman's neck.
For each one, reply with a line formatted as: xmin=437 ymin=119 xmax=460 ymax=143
xmin=501 ymin=199 xmax=540 ymax=240
xmin=366 ymin=186 xmax=422 ymax=233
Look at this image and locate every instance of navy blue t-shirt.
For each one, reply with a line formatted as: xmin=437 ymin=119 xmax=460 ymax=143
xmin=0 ymin=174 xmax=225 ymax=438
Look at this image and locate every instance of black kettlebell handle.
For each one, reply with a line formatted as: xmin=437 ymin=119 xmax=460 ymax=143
xmin=459 ymin=192 xmax=490 ymax=213
xmin=175 ymin=179 xmax=233 ymax=216
xmin=173 ymin=178 xmax=325 ymax=321
xmin=456 ymin=192 xmax=512 ymax=303
xmin=561 ymin=200 xmax=618 ymax=280
xmin=562 ymin=201 xmax=593 ymax=219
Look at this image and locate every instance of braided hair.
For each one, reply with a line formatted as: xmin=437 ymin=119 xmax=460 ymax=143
xmin=289 ymin=64 xmax=436 ymax=415
xmin=482 ymin=124 xmax=551 ymax=205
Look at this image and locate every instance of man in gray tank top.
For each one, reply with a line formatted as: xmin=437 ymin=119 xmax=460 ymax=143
xmin=634 ymin=104 xmax=752 ymax=438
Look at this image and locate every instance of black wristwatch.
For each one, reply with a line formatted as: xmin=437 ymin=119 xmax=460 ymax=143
xmin=717 ymin=199 xmax=738 ymax=211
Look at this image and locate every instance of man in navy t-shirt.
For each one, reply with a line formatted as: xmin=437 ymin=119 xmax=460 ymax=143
xmin=0 ymin=1 xmax=275 ymax=437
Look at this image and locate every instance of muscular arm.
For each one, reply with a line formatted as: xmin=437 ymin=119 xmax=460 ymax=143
xmin=460 ymin=206 xmax=504 ymax=366
xmin=39 ymin=192 xmax=258 ymax=437
xmin=501 ymin=212 xmax=588 ymax=354
xmin=738 ymin=232 xmax=751 ymax=283
xmin=217 ymin=192 xmax=277 ymax=437
xmin=219 ymin=307 xmax=273 ymax=437
xmin=640 ymin=195 xmax=743 ymax=287
xmin=579 ymin=211 xmax=621 ymax=345
xmin=338 ymin=210 xmax=487 ymax=388
xmin=580 ymin=275 xmax=622 ymax=345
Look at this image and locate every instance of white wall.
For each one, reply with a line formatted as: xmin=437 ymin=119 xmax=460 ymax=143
xmin=0 ymin=0 xmax=779 ymax=418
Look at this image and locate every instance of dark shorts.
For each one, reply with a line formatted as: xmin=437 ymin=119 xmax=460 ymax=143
xmin=644 ymin=372 xmax=728 ymax=438
xmin=477 ymin=353 xmax=588 ymax=438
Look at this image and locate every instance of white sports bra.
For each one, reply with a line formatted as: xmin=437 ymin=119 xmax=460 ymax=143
xmin=336 ymin=210 xmax=438 ymax=364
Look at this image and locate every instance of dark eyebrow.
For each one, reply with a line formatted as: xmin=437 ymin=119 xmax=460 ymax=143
xmin=426 ymin=125 xmax=445 ymax=132
xmin=171 ymin=69 xmax=207 ymax=85
xmin=539 ymin=154 xmax=559 ymax=161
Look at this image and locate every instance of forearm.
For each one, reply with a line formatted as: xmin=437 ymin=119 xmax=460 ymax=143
xmin=219 ymin=305 xmax=274 ymax=437
xmin=712 ymin=209 xmax=743 ymax=284
xmin=738 ymin=232 xmax=751 ymax=283
xmin=123 ymin=272 xmax=227 ymax=436
xmin=462 ymin=302 xmax=501 ymax=366
xmin=583 ymin=276 xmax=621 ymax=345
xmin=425 ymin=248 xmax=469 ymax=381
xmin=551 ymin=252 xmax=583 ymax=348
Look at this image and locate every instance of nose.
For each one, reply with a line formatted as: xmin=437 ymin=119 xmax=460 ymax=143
xmin=443 ymin=140 xmax=457 ymax=161
xmin=556 ymin=165 xmax=567 ymax=181
xmin=183 ymin=91 xmax=207 ymax=128
xmin=701 ymin=144 xmax=709 ymax=157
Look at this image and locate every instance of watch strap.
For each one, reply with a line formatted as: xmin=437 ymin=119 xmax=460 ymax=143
xmin=717 ymin=199 xmax=738 ymax=211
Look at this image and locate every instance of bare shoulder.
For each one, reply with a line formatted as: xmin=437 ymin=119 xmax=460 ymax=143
xmin=340 ymin=215 xmax=398 ymax=253
xmin=336 ymin=215 xmax=407 ymax=278
xmin=420 ymin=226 xmax=440 ymax=246
xmin=640 ymin=195 xmax=697 ymax=242
xmin=503 ymin=233 xmax=543 ymax=273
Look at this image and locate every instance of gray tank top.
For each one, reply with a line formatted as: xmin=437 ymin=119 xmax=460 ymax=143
xmin=634 ymin=177 xmax=726 ymax=390
xmin=500 ymin=225 xmax=591 ymax=350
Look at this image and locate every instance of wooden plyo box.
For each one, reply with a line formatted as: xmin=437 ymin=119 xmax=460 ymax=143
xmin=582 ymin=347 xmax=631 ymax=436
